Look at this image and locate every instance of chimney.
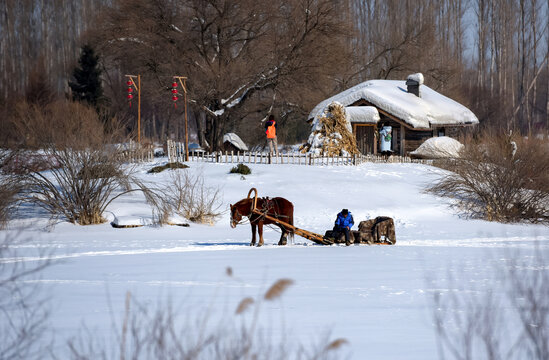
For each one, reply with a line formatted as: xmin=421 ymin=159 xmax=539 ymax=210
xmin=406 ymin=73 xmax=424 ymax=97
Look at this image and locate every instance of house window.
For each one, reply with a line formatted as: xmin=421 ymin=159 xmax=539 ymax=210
xmin=437 ymin=128 xmax=445 ymax=137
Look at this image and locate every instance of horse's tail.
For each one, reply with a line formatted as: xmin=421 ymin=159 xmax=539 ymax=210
xmin=288 ymin=205 xmax=295 ymax=243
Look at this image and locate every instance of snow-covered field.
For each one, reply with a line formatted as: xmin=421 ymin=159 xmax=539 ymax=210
xmin=4 ymin=160 xmax=549 ymax=359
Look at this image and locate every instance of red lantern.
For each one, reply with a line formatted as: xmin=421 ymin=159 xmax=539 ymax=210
xmin=126 ymin=80 xmax=134 ymax=108
xmin=171 ymin=81 xmax=178 ymax=108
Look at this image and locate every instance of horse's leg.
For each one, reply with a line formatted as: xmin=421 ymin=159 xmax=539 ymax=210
xmin=250 ymin=223 xmax=256 ymax=246
xmin=257 ymin=222 xmax=264 ymax=247
xmin=278 ymin=225 xmax=287 ymax=246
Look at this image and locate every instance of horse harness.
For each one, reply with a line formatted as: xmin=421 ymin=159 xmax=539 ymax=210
xmin=232 ymin=197 xmax=288 ymax=226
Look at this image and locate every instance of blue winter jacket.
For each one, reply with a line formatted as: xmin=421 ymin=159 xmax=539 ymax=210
xmin=334 ymin=211 xmax=354 ymax=229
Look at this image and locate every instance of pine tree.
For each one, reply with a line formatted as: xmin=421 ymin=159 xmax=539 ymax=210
xmin=69 ymin=45 xmax=103 ymax=109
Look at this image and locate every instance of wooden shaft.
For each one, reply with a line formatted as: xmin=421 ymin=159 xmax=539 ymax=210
xmin=251 ymin=209 xmax=327 ymax=244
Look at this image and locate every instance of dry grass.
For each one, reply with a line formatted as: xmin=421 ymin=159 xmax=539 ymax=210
xmin=67 ymin=276 xmax=350 ymax=360
xmin=264 ymin=278 xmax=294 ymax=300
xmin=430 ymin=244 xmax=549 ymax=359
xmin=0 ymin=234 xmax=53 ymax=360
xmin=163 ymin=169 xmax=222 ymax=224
xmin=235 ymin=297 xmax=255 ymax=314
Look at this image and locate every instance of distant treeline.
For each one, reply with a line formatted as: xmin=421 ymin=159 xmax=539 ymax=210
xmin=1 ymin=0 xmax=548 ymax=149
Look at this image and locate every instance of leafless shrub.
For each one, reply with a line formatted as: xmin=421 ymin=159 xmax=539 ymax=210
xmin=430 ymin=244 xmax=549 ymax=360
xmin=67 ymin=277 xmax=349 ymax=360
xmin=13 ymin=101 xmax=166 ymax=226
xmin=163 ymin=170 xmax=222 ymax=224
xmin=0 ymin=151 xmax=24 ymax=228
xmin=428 ymin=132 xmax=549 ymax=223
xmin=0 ymin=234 xmax=53 ymax=360
xmin=22 ymin=147 xmax=167 ymax=225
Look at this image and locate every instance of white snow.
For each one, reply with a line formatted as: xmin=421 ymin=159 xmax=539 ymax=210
xmin=345 ymin=106 xmax=380 ymax=124
xmin=223 ymin=132 xmax=249 ymax=151
xmin=407 ymin=72 xmax=424 ymax=85
xmin=3 ymin=160 xmax=548 ymax=359
xmin=410 ymin=136 xmax=464 ymax=158
xmin=309 ymin=79 xmax=479 ymax=129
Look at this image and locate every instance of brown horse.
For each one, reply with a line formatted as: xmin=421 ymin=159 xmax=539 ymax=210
xmin=230 ymin=196 xmax=294 ymax=247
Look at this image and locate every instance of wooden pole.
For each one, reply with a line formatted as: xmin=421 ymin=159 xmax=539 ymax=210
xmin=125 ymin=74 xmax=141 ymax=144
xmin=138 ymin=75 xmax=141 ymax=144
xmin=174 ymin=76 xmax=189 ymax=161
xmin=184 ymin=79 xmax=188 ymax=161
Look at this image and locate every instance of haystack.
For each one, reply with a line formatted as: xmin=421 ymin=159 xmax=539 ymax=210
xmin=301 ymin=102 xmax=359 ymax=156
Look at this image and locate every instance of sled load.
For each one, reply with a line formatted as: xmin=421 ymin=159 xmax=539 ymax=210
xmin=323 ymin=217 xmax=396 ymax=245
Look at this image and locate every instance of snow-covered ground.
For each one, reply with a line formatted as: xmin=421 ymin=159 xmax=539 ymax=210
xmin=4 ymin=160 xmax=548 ymax=359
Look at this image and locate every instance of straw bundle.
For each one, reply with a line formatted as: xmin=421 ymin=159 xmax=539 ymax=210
xmin=301 ymin=102 xmax=359 ymax=156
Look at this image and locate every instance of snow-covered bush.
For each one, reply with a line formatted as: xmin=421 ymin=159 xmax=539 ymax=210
xmin=428 ymin=133 xmax=549 ymax=223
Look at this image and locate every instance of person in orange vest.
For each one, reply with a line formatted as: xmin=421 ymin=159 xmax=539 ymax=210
xmin=265 ymin=114 xmax=279 ymax=157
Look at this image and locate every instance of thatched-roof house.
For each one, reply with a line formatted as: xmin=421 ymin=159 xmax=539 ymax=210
xmin=308 ymin=73 xmax=478 ymax=155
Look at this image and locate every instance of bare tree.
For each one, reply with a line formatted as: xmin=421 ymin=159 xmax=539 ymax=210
xmin=92 ymin=0 xmax=354 ymax=149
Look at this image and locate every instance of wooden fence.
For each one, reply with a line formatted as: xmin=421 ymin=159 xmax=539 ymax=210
xmin=166 ymin=140 xmax=432 ymax=166
xmin=120 ymin=140 xmax=154 ymax=163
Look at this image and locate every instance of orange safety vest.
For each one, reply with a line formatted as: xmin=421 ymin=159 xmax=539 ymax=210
xmin=266 ymin=121 xmax=276 ymax=138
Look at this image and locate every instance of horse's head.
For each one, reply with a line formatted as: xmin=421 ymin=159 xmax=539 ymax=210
xmin=230 ymin=203 xmax=242 ymax=228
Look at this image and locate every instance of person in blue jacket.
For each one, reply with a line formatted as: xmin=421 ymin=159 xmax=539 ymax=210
xmin=333 ymin=209 xmax=354 ymax=246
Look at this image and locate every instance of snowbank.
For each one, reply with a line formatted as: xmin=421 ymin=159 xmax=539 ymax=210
xmin=410 ymin=136 xmax=464 ymax=159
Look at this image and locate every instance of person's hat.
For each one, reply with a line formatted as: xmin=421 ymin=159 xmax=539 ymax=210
xmin=268 ymin=114 xmax=275 ymax=120
xmin=341 ymin=209 xmax=348 ymax=215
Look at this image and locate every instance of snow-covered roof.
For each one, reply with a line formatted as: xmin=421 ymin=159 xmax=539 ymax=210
xmin=223 ymin=133 xmax=248 ymax=151
xmin=345 ymin=106 xmax=380 ymax=124
xmin=309 ymin=79 xmax=478 ymax=129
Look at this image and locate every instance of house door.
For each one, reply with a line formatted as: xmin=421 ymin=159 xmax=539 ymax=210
xmin=354 ymin=125 xmax=376 ymax=154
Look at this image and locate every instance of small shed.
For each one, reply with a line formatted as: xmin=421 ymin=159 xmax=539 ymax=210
xmin=222 ymin=133 xmax=248 ymax=152
xmin=308 ymin=73 xmax=479 ymax=156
